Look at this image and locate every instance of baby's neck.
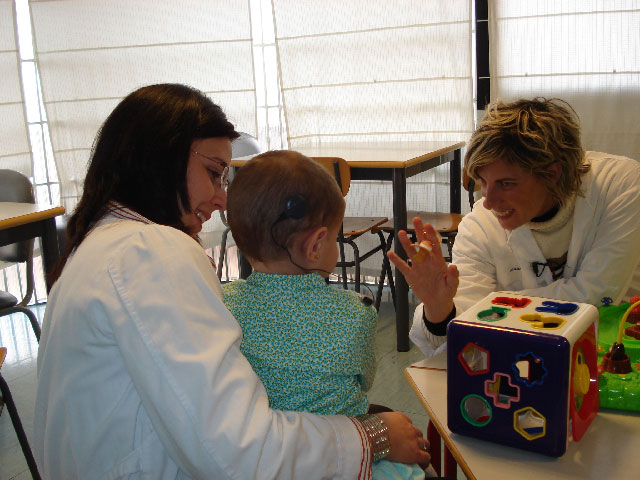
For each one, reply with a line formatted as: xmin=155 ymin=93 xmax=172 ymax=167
xmin=251 ymin=259 xmax=307 ymax=276
xmin=251 ymin=259 xmax=330 ymax=278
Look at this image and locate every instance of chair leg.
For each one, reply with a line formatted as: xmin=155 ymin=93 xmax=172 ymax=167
xmin=378 ymin=232 xmax=397 ymax=310
xmin=217 ymin=227 xmax=230 ymax=280
xmin=385 ymin=236 xmax=396 ymax=309
xmin=374 ymin=233 xmax=387 ymax=311
xmin=0 ymin=373 xmax=42 ymax=480
xmin=4 ymin=306 xmax=40 ymax=342
xmin=375 ymin=231 xmax=395 ymax=311
xmin=344 ymin=239 xmax=361 ymax=293
xmin=446 ymin=232 xmax=457 ymax=262
xmin=17 ymin=255 xmax=34 ymax=307
xmin=337 ymin=228 xmax=349 ymax=290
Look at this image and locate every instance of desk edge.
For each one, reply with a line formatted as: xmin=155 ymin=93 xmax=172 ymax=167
xmin=0 ymin=206 xmax=65 ymax=229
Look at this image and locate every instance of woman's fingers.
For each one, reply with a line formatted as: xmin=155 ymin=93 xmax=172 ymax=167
xmin=378 ymin=412 xmax=432 ymax=464
xmin=397 ymin=230 xmax=416 ymax=259
xmin=387 ymin=249 xmax=408 ymax=276
xmin=410 ymin=219 xmax=444 ymax=261
xmin=416 ymin=434 xmax=431 ymax=465
xmin=385 ymin=222 xmax=443 ymax=268
xmin=386 ymin=221 xmax=459 ymax=320
xmin=386 ymin=230 xmax=416 ymax=274
xmin=447 ymin=264 xmax=460 ymax=289
xmin=423 ymin=440 xmax=431 ymax=453
xmin=412 ymin=217 xmax=427 ymax=241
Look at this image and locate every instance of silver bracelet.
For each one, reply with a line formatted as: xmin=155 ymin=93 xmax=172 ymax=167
xmin=356 ymin=414 xmax=391 ymax=462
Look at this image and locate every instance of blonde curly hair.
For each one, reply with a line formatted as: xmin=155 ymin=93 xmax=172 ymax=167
xmin=465 ymin=98 xmax=590 ymax=205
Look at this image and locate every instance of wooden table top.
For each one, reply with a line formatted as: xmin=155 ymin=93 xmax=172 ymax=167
xmin=0 ymin=202 xmax=65 ymax=230
xmin=232 ymin=140 xmax=465 ymax=170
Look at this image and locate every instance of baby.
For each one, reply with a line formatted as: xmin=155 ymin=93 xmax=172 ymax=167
xmin=222 ymin=150 xmax=425 ymax=479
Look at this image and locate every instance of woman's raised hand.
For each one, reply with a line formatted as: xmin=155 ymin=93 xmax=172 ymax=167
xmin=387 ymin=218 xmax=459 ymax=324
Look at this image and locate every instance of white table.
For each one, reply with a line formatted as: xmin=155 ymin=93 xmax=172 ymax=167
xmin=405 ymin=351 xmax=640 ymax=479
xmin=0 ymin=202 xmax=65 ymax=292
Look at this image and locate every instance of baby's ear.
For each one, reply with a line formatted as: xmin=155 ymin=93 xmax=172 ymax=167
xmin=303 ymin=226 xmax=328 ymax=262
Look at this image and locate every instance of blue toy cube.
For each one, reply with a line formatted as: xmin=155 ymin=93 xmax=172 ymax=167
xmin=447 ymin=291 xmax=599 ymax=457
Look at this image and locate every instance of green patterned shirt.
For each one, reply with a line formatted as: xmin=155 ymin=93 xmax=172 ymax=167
xmin=222 ymin=272 xmax=377 ymax=416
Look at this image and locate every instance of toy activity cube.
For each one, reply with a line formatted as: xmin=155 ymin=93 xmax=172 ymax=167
xmin=447 ymin=292 xmax=599 ymax=457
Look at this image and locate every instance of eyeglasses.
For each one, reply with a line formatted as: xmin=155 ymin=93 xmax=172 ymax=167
xmin=192 ymin=150 xmax=230 ymax=191
xmin=531 ymin=261 xmax=548 ymax=277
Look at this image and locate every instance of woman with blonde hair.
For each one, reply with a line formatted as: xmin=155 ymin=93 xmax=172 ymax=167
xmin=389 ymin=97 xmax=640 ymax=357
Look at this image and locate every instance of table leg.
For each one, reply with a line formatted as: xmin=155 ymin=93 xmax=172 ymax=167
xmin=40 ymin=217 xmax=61 ymax=292
xmin=392 ymin=168 xmax=410 ymax=352
xmin=450 ymin=149 xmax=462 ymax=214
xmin=444 ymin=445 xmax=458 ymax=479
xmin=427 ymin=421 xmax=442 ymax=476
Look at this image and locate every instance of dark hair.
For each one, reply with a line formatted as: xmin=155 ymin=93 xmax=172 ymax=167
xmin=50 ymin=83 xmax=239 ymax=283
xmin=465 ymin=98 xmax=590 ymax=206
xmin=226 ymin=150 xmax=345 ymax=262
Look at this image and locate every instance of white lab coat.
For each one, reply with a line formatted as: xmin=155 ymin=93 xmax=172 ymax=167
xmin=410 ymin=152 xmax=640 ymax=357
xmin=34 ymin=215 xmax=370 ymax=479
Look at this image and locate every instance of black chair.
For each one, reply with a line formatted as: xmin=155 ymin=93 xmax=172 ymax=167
xmin=311 ymin=157 xmax=390 ymax=309
xmin=0 ymin=170 xmax=41 ymax=341
xmin=0 ymin=171 xmax=43 ymax=479
xmin=217 ymin=133 xmax=263 ymax=280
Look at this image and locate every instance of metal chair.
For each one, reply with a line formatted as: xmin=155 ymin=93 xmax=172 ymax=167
xmin=0 ymin=170 xmax=41 ymax=341
xmin=217 ymin=133 xmax=263 ymax=280
xmin=0 ymin=171 xmax=42 ymax=479
xmin=311 ymin=157 xmax=390 ymax=308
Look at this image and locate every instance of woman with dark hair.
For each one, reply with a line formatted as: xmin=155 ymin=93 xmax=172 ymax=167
xmin=34 ymin=83 xmax=430 ymax=479
xmin=389 ymin=97 xmax=640 ymax=357
xmin=49 ymin=82 xmax=238 ymax=276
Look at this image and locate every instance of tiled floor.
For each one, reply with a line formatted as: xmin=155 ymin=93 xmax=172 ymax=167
xmin=0 ymin=289 xmax=435 ymax=479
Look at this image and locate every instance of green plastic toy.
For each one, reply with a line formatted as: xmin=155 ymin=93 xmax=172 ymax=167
xmin=597 ymin=300 xmax=640 ymax=411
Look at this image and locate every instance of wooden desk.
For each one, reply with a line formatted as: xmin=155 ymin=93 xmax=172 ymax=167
xmin=233 ymin=141 xmax=465 ymax=351
xmin=405 ymin=353 xmax=640 ymax=480
xmin=0 ymin=202 xmax=65 ymax=292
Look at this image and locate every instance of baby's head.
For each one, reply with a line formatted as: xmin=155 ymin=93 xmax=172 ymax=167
xmin=227 ymin=150 xmax=345 ymax=269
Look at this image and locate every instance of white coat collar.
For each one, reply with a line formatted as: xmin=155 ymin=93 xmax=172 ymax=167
xmin=506 ymin=227 xmax=552 ymax=288
xmin=102 ymin=201 xmax=217 ymax=269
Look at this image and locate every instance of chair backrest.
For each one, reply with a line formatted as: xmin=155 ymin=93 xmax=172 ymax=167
xmin=220 ymin=133 xmax=263 ymax=230
xmin=311 ymin=157 xmax=351 ymax=197
xmin=232 ymin=132 xmax=262 ymax=159
xmin=0 ymin=170 xmax=35 ymax=263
